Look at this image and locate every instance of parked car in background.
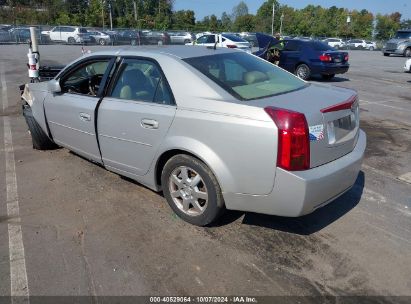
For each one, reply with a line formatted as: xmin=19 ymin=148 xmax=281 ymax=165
xmin=347 ymin=39 xmax=367 ymax=49
xmin=404 ymin=58 xmax=411 ymax=72
xmin=238 ymin=32 xmax=259 ymax=47
xmin=142 ymin=30 xmax=171 ymax=45
xmin=323 ymin=38 xmax=345 ymax=49
xmin=254 ymin=34 xmax=349 ymax=80
xmin=9 ymin=27 xmax=40 ymax=43
xmin=190 ymin=33 xmax=252 ymax=53
xmin=41 ymin=26 xmax=91 ymax=44
xmin=382 ymin=29 xmax=411 ymax=57
xmin=195 ymin=31 xmax=212 ymax=39
xmin=21 ymin=46 xmax=365 ymax=226
xmin=365 ymin=41 xmax=377 ymax=51
xmin=88 ymin=30 xmax=111 ymax=45
xmin=167 ymin=31 xmax=195 ymax=44
xmin=113 ymin=29 xmax=143 ymax=45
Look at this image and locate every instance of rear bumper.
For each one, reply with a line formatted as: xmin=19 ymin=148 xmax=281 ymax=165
xmin=223 ymin=129 xmax=366 ymax=217
xmin=312 ymin=63 xmax=349 ymax=75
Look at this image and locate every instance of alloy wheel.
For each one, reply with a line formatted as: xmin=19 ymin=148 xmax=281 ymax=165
xmin=168 ymin=166 xmax=208 ymax=216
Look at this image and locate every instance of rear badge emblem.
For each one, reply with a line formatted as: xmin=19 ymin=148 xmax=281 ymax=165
xmin=309 ymin=124 xmax=324 ymax=141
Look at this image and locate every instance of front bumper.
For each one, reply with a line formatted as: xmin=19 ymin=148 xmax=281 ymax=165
xmin=382 ymin=48 xmax=404 ymax=55
xmin=223 ymin=130 xmax=366 ymax=217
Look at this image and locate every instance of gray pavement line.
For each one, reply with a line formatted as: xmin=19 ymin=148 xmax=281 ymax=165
xmin=359 ymin=99 xmax=411 ymax=112
xmin=4 ymin=115 xmax=30 ymax=299
xmin=1 ymin=62 xmax=8 ymax=112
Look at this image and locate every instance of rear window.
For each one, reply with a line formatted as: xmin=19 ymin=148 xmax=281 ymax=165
xmin=79 ymin=28 xmax=87 ymax=33
xmin=222 ymin=34 xmax=245 ymax=42
xmin=184 ymin=52 xmax=307 ymax=101
xmin=310 ymin=41 xmax=334 ymax=51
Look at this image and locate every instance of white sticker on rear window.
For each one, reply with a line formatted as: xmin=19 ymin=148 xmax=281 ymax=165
xmin=309 ymin=124 xmax=324 ymax=141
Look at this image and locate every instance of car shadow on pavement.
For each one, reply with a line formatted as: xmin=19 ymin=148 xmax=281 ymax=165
xmin=312 ymin=76 xmax=350 ymax=83
xmin=234 ymin=171 xmax=365 ymax=235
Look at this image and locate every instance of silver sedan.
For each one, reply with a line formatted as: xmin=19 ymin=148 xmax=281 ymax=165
xmin=22 ymin=46 xmax=366 ymax=226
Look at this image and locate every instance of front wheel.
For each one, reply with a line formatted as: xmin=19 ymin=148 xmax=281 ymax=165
xmin=130 ymin=39 xmax=137 ymax=46
xmin=369 ymin=46 xmax=374 ymax=51
xmin=295 ymin=64 xmax=311 ymax=80
xmin=99 ymin=38 xmax=106 ymax=46
xmin=161 ymin=154 xmax=225 ymax=226
xmin=383 ymin=53 xmax=390 ymax=57
xmin=68 ymin=37 xmax=75 ymax=44
xmin=405 ymin=48 xmax=411 ymax=57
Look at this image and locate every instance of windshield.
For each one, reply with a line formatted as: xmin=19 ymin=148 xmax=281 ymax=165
xmin=184 ymin=52 xmax=307 ymax=101
xmin=394 ymin=32 xmax=411 ymax=39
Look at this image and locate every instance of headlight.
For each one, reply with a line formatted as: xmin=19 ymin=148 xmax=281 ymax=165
xmin=398 ymin=43 xmax=406 ymax=50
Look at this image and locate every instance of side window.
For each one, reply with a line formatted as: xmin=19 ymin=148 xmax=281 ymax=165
xmin=284 ymin=41 xmax=300 ymax=51
xmin=61 ymin=60 xmax=110 ymax=96
xmin=206 ymin=35 xmax=216 ymax=43
xmin=52 ymin=27 xmax=60 ymax=32
xmin=110 ymin=59 xmax=172 ymax=104
xmin=196 ymin=36 xmax=207 ymax=44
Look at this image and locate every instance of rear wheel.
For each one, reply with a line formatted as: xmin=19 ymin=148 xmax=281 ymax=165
xmin=130 ymin=39 xmax=137 ymax=46
xmin=405 ymin=48 xmax=411 ymax=57
xmin=369 ymin=46 xmax=374 ymax=51
xmin=322 ymin=74 xmax=335 ymax=80
xmin=161 ymin=154 xmax=225 ymax=226
xmin=68 ymin=37 xmax=75 ymax=44
xmin=295 ymin=64 xmax=311 ymax=80
xmin=99 ymin=38 xmax=106 ymax=46
xmin=23 ymin=105 xmax=58 ymax=150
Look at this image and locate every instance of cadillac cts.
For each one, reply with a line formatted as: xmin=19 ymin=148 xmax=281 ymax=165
xmin=21 ymin=46 xmax=366 ymax=226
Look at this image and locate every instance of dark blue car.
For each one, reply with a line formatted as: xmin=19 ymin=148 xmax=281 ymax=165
xmin=254 ymin=33 xmax=349 ymax=80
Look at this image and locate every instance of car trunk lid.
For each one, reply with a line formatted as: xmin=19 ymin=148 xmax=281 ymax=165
xmin=251 ymin=84 xmax=359 ymax=168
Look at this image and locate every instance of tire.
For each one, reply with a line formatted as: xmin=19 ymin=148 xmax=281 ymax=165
xmin=99 ymin=38 xmax=106 ymax=46
xmin=161 ymin=154 xmax=225 ymax=226
xmin=405 ymin=48 xmax=411 ymax=58
xmin=130 ymin=39 xmax=136 ymax=46
xmin=383 ymin=53 xmax=390 ymax=57
xmin=183 ymin=39 xmax=191 ymax=44
xmin=369 ymin=46 xmax=374 ymax=51
xmin=295 ymin=63 xmax=311 ymax=80
xmin=23 ymin=105 xmax=58 ymax=150
xmin=322 ymin=74 xmax=335 ymax=80
xmin=68 ymin=37 xmax=75 ymax=44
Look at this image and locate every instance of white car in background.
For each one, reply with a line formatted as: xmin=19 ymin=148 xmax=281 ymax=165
xmin=41 ymin=26 xmax=91 ymax=44
xmin=188 ymin=33 xmax=252 ymax=53
xmin=88 ymin=31 xmax=111 ymax=45
xmin=323 ymin=38 xmax=345 ymax=49
xmin=365 ymin=41 xmax=377 ymax=51
xmin=404 ymin=58 xmax=411 ymax=72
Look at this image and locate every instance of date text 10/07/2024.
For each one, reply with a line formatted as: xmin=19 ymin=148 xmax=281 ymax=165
xmin=149 ymin=297 xmax=258 ymax=303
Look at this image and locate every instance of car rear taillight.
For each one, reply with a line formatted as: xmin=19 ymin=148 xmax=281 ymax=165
xmin=226 ymin=44 xmax=237 ymax=48
xmin=319 ymin=54 xmax=332 ymax=62
xmin=344 ymin=54 xmax=349 ymax=61
xmin=264 ymin=107 xmax=310 ymax=171
xmin=321 ymin=95 xmax=357 ymax=113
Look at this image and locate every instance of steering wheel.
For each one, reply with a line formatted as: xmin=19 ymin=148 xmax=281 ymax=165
xmin=65 ymin=85 xmax=81 ymax=94
xmin=88 ymin=75 xmax=101 ymax=96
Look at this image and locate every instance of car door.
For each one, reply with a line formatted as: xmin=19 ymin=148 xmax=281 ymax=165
xmin=44 ymin=57 xmax=114 ymax=162
xmin=279 ymin=40 xmax=301 ymax=72
xmin=49 ymin=26 xmax=61 ymax=41
xmin=98 ymin=58 xmax=176 ymax=177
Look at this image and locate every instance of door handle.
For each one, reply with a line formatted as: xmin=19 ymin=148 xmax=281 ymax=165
xmin=141 ymin=119 xmax=159 ymax=129
xmin=79 ymin=112 xmax=91 ymax=122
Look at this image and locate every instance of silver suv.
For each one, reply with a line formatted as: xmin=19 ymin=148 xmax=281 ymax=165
xmin=383 ymin=29 xmax=411 ymax=57
xmin=167 ymin=31 xmax=195 ymax=44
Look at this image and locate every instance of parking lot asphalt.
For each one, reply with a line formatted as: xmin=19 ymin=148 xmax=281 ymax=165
xmin=0 ymin=45 xmax=410 ymax=298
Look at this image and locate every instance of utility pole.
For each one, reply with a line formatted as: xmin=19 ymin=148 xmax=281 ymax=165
xmin=109 ymin=2 xmax=113 ymax=30
xmin=271 ymin=2 xmax=275 ymax=36
xmin=133 ymin=1 xmax=137 ymax=22
xmin=280 ymin=13 xmax=284 ymax=36
xmin=102 ymin=0 xmax=105 ymax=29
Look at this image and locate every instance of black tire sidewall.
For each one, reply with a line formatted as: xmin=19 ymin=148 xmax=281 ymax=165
xmin=161 ymin=154 xmax=224 ymax=226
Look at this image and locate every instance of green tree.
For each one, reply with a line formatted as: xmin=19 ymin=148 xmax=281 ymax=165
xmin=232 ymin=1 xmax=248 ymax=20
xmin=221 ymin=11 xmax=232 ymax=31
xmin=233 ymin=14 xmax=255 ymax=32
xmin=376 ymin=12 xmax=402 ymax=40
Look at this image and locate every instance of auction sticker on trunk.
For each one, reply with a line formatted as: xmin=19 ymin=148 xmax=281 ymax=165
xmin=309 ymin=124 xmax=324 ymax=141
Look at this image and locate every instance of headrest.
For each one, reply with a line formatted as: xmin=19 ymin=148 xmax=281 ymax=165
xmin=244 ymin=71 xmax=268 ymax=85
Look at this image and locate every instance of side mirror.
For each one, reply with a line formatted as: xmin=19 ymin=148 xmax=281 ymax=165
xmin=48 ymin=79 xmax=61 ymax=93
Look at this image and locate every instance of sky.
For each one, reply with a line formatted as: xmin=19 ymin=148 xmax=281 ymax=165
xmin=174 ymin=0 xmax=411 ymax=20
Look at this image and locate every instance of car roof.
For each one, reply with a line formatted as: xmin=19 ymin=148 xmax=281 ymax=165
xmin=85 ymin=45 xmax=237 ymax=59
